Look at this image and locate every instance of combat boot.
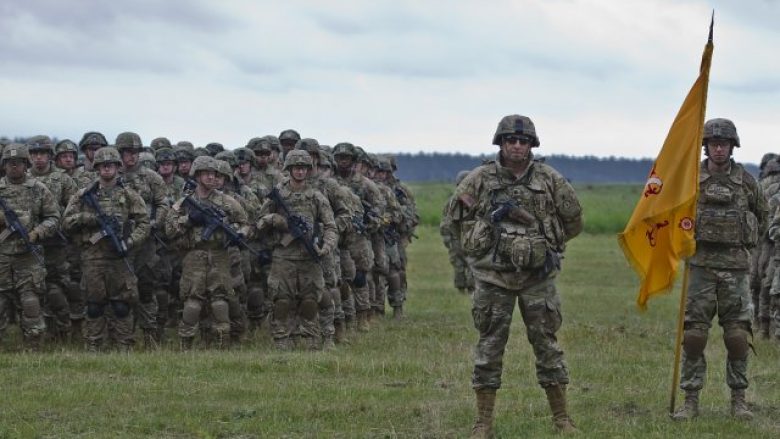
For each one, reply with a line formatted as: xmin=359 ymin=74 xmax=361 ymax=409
xmin=357 ymin=311 xmax=370 ymax=332
xmin=306 ymin=336 xmax=321 ymax=351
xmin=671 ymin=390 xmax=699 ymax=421
xmin=545 ymin=384 xmax=577 ymax=433
xmin=392 ymin=306 xmax=404 ymax=321
xmin=23 ymin=334 xmax=42 ymax=353
xmin=85 ymin=338 xmax=101 ymax=353
xmin=730 ymin=389 xmax=754 ymax=420
xmin=180 ymin=336 xmax=194 ymax=352
xmin=759 ymin=318 xmax=770 ymax=340
xmin=70 ymin=319 xmax=84 ymax=345
xmin=334 ymin=320 xmax=349 ymax=344
xmin=143 ymin=330 xmax=159 ymax=350
xmin=274 ymin=337 xmax=292 ymax=351
xmin=345 ymin=316 xmax=356 ymax=332
xmin=322 ymin=335 xmax=336 ymax=351
xmin=470 ymin=388 xmax=496 ymax=439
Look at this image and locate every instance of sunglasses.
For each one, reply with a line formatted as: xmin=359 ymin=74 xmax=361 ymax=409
xmin=503 ymin=135 xmax=532 ymax=145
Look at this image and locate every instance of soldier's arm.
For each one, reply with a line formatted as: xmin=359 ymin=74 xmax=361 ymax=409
xmin=62 ymin=193 xmax=85 ymax=232
xmin=551 ymin=170 xmax=583 ymax=241
xmin=316 ymin=192 xmax=338 ymax=255
xmin=450 ymin=169 xmax=481 ymax=222
xmin=32 ymin=184 xmax=61 ymax=241
xmin=60 ymin=173 xmax=79 ymax=211
xmin=163 ymin=196 xmax=188 ymax=239
xmin=225 ymin=194 xmax=251 ymax=237
xmin=127 ymin=189 xmax=151 ymax=248
xmin=753 ymin=180 xmax=769 ymax=238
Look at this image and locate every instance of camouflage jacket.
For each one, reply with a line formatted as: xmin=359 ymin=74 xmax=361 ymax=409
xmin=388 ymin=178 xmax=419 ymax=236
xmin=121 ymin=164 xmax=168 ymax=241
xmin=311 ymin=175 xmax=353 ymax=235
xmin=240 ymin=167 xmax=281 ymax=201
xmin=257 ymin=179 xmax=337 ymax=261
xmin=29 ymin=165 xmax=78 ymax=212
xmin=165 ymin=188 xmax=249 ymax=252
xmin=65 ymin=166 xmax=96 ymax=190
xmin=692 ymin=159 xmax=768 ymax=270
xmin=449 ymin=154 xmax=582 ymax=289
xmin=62 ymin=179 xmax=149 ymax=261
xmin=333 ymin=171 xmax=386 ymax=232
xmin=0 ymin=176 xmax=60 ymax=256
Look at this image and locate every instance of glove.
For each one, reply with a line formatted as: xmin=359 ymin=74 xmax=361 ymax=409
xmin=270 ymin=214 xmax=288 ymax=231
xmin=80 ymin=212 xmax=98 ymax=226
xmin=315 ymin=244 xmax=330 ymax=257
xmin=28 ymin=229 xmax=40 ymax=243
xmin=187 ymin=207 xmax=206 ymax=226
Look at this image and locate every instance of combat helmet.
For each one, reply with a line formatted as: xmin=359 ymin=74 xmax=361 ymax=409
xmin=55 ymin=139 xmax=79 ymax=158
xmin=455 ymin=170 xmax=470 ymax=185
xmin=139 ymin=152 xmax=156 ymax=169
xmin=319 ymin=151 xmax=333 ymax=168
xmin=78 ymin=131 xmax=108 ymax=151
xmin=296 ymin=138 xmax=321 ymax=156
xmin=174 ymin=145 xmax=195 ymax=162
xmin=492 ymin=115 xmax=540 ymax=147
xmin=283 ymin=149 xmax=313 ymax=170
xmin=26 ymin=135 xmax=55 ymax=154
xmin=176 ymin=140 xmax=195 ymax=151
xmin=279 ymin=129 xmax=301 ymax=145
xmin=703 ymin=118 xmax=740 ymax=147
xmin=205 ymin=142 xmax=225 ymax=156
xmin=233 ymin=147 xmax=255 ymax=166
xmin=189 ymin=155 xmax=218 ymax=177
xmin=215 ymin=160 xmax=234 ymax=179
xmin=150 ymin=137 xmax=172 ymax=151
xmin=760 ymin=153 xmax=778 ymax=171
xmin=193 ymin=147 xmax=211 ymax=158
xmin=375 ymin=155 xmax=393 ymax=172
xmin=332 ymin=142 xmax=356 ymax=158
xmin=215 ymin=150 xmax=239 ymax=168
xmin=1 ymin=143 xmax=30 ymax=165
xmin=264 ymin=135 xmax=281 ymax=152
xmin=115 ymin=132 xmax=144 ymax=151
xmin=155 ymin=147 xmax=177 ymax=163
xmin=92 ymin=147 xmax=122 ymax=167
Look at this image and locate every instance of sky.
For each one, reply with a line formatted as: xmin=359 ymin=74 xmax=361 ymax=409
xmin=1 ymin=0 xmax=778 ymax=163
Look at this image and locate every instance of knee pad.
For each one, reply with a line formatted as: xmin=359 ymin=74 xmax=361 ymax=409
xmin=354 ymin=270 xmax=367 ymax=288
xmin=110 ymin=301 xmax=131 ymax=318
xmin=210 ymin=299 xmax=229 ymax=323
xmin=47 ymin=291 xmax=69 ymax=310
xmin=340 ymin=282 xmax=352 ymax=300
xmin=682 ymin=328 xmax=708 ymax=358
xmin=182 ymin=299 xmax=202 ymax=325
xmin=86 ymin=301 xmax=106 ymax=319
xmin=300 ymin=299 xmax=318 ymax=320
xmin=273 ymin=299 xmax=290 ymax=321
xmin=21 ymin=295 xmax=41 ymax=319
xmin=387 ymin=272 xmax=401 ymax=292
xmin=318 ymin=293 xmax=333 ymax=309
xmin=723 ymin=326 xmax=750 ymax=360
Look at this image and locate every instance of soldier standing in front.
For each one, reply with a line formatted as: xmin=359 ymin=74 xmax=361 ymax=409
xmin=450 ymin=115 xmax=582 ymax=436
xmin=672 ymin=118 xmax=767 ymax=421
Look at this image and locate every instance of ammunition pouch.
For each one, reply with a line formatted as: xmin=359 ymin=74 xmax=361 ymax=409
xmin=696 ymin=209 xmax=758 ymax=247
xmin=500 ymin=234 xmax=549 ymax=270
xmin=461 ymin=219 xmax=495 ymax=258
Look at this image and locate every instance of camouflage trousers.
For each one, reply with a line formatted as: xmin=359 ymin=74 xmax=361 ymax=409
xmin=680 ymin=266 xmax=753 ymax=391
xmin=768 ymin=263 xmax=780 ymax=337
xmin=0 ymin=252 xmax=46 ymax=339
xmin=177 ymin=248 xmax=233 ymax=339
xmin=42 ymin=244 xmax=72 ymax=335
xmin=341 ymin=233 xmax=374 ymax=312
xmin=129 ymin=240 xmax=159 ymax=334
xmin=268 ymin=258 xmax=324 ymax=340
xmin=386 ymin=242 xmax=405 ymax=308
xmin=471 ymin=277 xmax=569 ymax=390
xmin=83 ymin=257 xmax=138 ymax=348
xmin=65 ymin=244 xmax=85 ymax=321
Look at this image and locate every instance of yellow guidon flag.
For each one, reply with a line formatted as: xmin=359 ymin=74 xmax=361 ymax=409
xmin=618 ymin=22 xmax=713 ymax=310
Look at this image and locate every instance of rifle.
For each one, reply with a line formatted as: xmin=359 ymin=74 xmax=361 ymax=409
xmin=267 ymin=187 xmax=320 ymax=263
xmin=149 ymin=203 xmax=168 ymax=250
xmin=180 ymin=193 xmax=265 ymax=261
xmin=0 ymin=194 xmax=45 ymax=265
xmin=81 ymin=183 xmax=134 ymax=273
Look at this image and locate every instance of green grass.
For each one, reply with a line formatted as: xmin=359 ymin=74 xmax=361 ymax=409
xmin=1 ymin=183 xmax=779 ymax=438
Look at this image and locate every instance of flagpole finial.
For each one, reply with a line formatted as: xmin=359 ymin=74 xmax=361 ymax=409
xmin=709 ymin=10 xmax=714 ymax=43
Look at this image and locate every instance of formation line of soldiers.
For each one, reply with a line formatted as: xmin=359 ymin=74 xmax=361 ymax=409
xmin=0 ymin=130 xmax=418 ymax=352
xmin=443 ymin=115 xmax=766 ymax=436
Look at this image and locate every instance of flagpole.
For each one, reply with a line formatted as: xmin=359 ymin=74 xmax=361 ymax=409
xmin=669 ymin=261 xmax=691 ymax=414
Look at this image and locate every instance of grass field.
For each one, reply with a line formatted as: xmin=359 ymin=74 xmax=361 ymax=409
xmin=1 ymin=183 xmax=779 ymax=438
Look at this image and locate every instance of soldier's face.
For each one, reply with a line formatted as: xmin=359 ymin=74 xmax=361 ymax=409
xmin=255 ymin=151 xmax=271 ymax=167
xmin=196 ymin=170 xmax=216 ymax=189
xmin=30 ymin=151 xmax=51 ymax=170
xmin=375 ymin=170 xmax=388 ymax=182
xmin=3 ymin=159 xmax=27 ymax=180
xmin=319 ymin=166 xmax=331 ymax=177
xmin=290 ymin=165 xmax=309 ymax=182
xmin=214 ymin=174 xmax=226 ymax=189
xmin=281 ymin=140 xmax=296 ymax=153
xmin=178 ymin=160 xmax=192 ymax=175
xmin=84 ymin=146 xmax=100 ymax=161
xmin=97 ymin=162 xmax=118 ymax=181
xmin=56 ymin=152 xmax=76 ymax=170
xmin=706 ymin=139 xmax=733 ymax=165
xmin=335 ymin=155 xmax=353 ymax=171
xmin=121 ymin=150 xmax=139 ymax=168
xmin=501 ymin=135 xmax=532 ymax=163
xmin=237 ymin=162 xmax=252 ymax=176
xmin=158 ymin=161 xmax=175 ymax=177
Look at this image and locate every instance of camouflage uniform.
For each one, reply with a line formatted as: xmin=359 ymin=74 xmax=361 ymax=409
xmin=258 ymin=150 xmax=337 ymax=350
xmin=451 ymin=115 xmax=582 ymax=434
xmin=674 ymin=118 xmax=767 ymax=421
xmin=62 ymin=147 xmax=149 ymax=351
xmin=440 ymin=170 xmax=474 ymax=293
xmin=751 ymin=158 xmax=780 ymax=336
xmin=27 ymin=136 xmax=79 ymax=341
xmin=165 ymin=156 xmax=249 ymax=349
xmin=116 ymin=132 xmax=169 ymax=346
xmin=0 ymin=144 xmax=61 ymax=349
xmin=386 ymin=159 xmax=419 ymax=307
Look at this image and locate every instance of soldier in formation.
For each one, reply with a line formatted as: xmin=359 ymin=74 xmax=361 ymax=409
xmin=0 ymin=129 xmax=417 ymax=353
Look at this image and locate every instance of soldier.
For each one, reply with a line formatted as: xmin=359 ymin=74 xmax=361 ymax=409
xmin=242 ymin=140 xmax=282 ymax=195
xmin=175 ymin=144 xmax=195 ymax=179
xmin=672 ymin=118 xmax=767 ymax=421
xmin=441 ymin=170 xmax=475 ymax=294
xmin=165 ymin=156 xmax=249 ymax=350
xmin=27 ymin=136 xmax=79 ymax=342
xmin=55 ymin=139 xmax=91 ymax=188
xmin=116 ymin=132 xmax=168 ymax=348
xmin=78 ymin=131 xmax=109 ymax=173
xmin=205 ymin=142 xmax=224 ymax=157
xmin=332 ymin=142 xmax=383 ymax=332
xmin=0 ymin=144 xmax=60 ymax=351
xmin=63 ymin=147 xmax=149 ymax=352
xmin=279 ymin=129 xmax=301 ymax=160
xmin=373 ymin=156 xmax=407 ymax=319
xmin=753 ymin=156 xmax=780 ymax=336
xmin=450 ymin=115 xmax=582 ymax=435
xmin=150 ymin=137 xmax=172 ymax=152
xmin=386 ymin=155 xmax=419 ymax=308
xmin=257 ymin=150 xmax=337 ymax=350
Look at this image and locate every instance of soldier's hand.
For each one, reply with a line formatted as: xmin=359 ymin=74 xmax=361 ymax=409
xmin=125 ymin=237 xmax=134 ymax=250
xmin=316 ymin=244 xmax=329 ymax=257
xmin=270 ymin=214 xmax=288 ymax=231
xmin=80 ymin=212 xmax=98 ymax=226
xmin=28 ymin=229 xmax=40 ymax=243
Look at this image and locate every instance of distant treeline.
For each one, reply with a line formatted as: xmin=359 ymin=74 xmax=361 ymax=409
xmin=392 ymin=152 xmax=759 ymax=183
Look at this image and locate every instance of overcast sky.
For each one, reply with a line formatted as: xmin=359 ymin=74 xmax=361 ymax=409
xmin=1 ymin=0 xmax=778 ymax=163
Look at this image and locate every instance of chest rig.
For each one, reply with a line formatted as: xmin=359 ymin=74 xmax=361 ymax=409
xmin=696 ymin=170 xmax=757 ymax=247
